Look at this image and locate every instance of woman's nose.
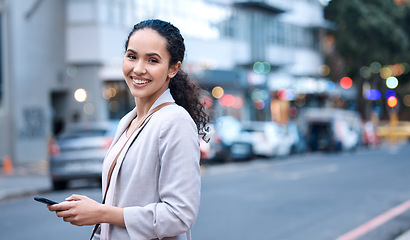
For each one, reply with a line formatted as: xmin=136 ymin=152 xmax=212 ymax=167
xmin=133 ymin=61 xmax=146 ymax=75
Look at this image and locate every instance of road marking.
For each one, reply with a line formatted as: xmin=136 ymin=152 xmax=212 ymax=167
xmin=336 ymin=199 xmax=410 ymax=240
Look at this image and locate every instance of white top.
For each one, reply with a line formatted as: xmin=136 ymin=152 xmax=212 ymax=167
xmin=100 ymin=129 xmax=128 ymax=239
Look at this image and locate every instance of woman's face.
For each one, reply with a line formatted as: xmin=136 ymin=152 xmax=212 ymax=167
xmin=123 ymin=28 xmax=180 ymax=104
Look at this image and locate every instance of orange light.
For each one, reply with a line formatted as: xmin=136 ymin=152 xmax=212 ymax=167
xmin=387 ymin=96 xmax=398 ymax=108
xmin=340 ymin=77 xmax=353 ymax=89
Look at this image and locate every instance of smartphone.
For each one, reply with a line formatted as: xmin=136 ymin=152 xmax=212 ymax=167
xmin=34 ymin=196 xmax=59 ymax=205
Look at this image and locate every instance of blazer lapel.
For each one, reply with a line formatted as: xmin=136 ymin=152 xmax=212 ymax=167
xmin=106 ymin=108 xmax=137 ymax=155
xmin=105 ymin=89 xmax=176 ymax=204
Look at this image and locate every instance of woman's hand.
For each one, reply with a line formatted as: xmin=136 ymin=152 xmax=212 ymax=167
xmin=48 ymin=194 xmax=125 ymax=227
xmin=48 ymin=194 xmax=103 ymax=226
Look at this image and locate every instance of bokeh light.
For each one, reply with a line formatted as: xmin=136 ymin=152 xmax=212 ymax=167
xmin=391 ymin=63 xmax=405 ymax=76
xmin=295 ymin=95 xmax=306 ymax=107
xmin=370 ymin=62 xmax=381 ymax=74
xmin=253 ymin=62 xmax=271 ymax=74
xmin=232 ymin=97 xmax=243 ymax=109
xmin=253 ymin=62 xmax=264 ymax=73
xmin=201 ymin=95 xmax=213 ymax=108
xmin=366 ymin=89 xmax=381 ymax=101
xmin=262 ymin=62 xmax=271 ymax=73
xmin=319 ymin=65 xmax=330 ymax=76
xmin=103 ymin=87 xmax=117 ymax=100
xmin=212 ymin=86 xmax=224 ymax=98
xmin=219 ymin=94 xmax=235 ymax=107
xmin=109 ymin=100 xmax=119 ymax=112
xmin=74 ymin=88 xmax=87 ymax=102
xmin=83 ymin=103 xmax=94 ymax=115
xmin=386 ymin=76 xmax=398 ymax=89
xmin=289 ymin=106 xmax=298 ymax=117
xmin=340 ymin=77 xmax=353 ymax=89
xmin=380 ymin=66 xmax=392 ymax=79
xmin=325 ymin=81 xmax=336 ymax=92
xmin=387 ymin=96 xmax=398 ymax=108
xmin=277 ymin=89 xmax=288 ymax=100
xmin=251 ymin=89 xmax=269 ymax=102
xmin=385 ymin=90 xmax=396 ymax=99
xmin=360 ymin=66 xmax=371 ymax=79
xmin=403 ymin=95 xmax=410 ymax=107
xmin=255 ymin=99 xmax=265 ymax=110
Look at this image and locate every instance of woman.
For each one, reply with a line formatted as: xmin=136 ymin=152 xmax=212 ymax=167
xmin=48 ymin=19 xmax=210 ymax=240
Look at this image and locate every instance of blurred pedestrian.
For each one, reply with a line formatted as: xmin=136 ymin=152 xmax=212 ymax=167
xmin=48 ymin=19 xmax=210 ymax=240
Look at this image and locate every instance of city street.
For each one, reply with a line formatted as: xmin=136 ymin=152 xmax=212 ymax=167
xmin=1 ymin=142 xmax=410 ymax=240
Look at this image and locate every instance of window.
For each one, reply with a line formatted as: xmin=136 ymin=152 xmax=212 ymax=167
xmin=103 ymin=81 xmax=133 ymax=120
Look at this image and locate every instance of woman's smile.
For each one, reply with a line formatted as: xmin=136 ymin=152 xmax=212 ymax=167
xmin=130 ymin=76 xmax=152 ymax=87
xmin=122 ymin=28 xmax=179 ymax=105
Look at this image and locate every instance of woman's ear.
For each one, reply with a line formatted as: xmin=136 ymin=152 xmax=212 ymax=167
xmin=168 ymin=61 xmax=182 ymax=79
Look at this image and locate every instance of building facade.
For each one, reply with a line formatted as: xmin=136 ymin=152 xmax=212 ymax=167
xmin=0 ymin=0 xmax=66 ymax=164
xmin=0 ymin=0 xmax=331 ymax=165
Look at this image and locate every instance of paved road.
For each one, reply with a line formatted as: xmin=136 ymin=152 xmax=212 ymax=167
xmin=0 ymin=142 xmax=409 ymax=240
xmin=194 ymin=143 xmax=410 ymax=240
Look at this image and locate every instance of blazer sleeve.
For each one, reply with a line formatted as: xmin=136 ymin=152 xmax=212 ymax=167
xmin=123 ymin=109 xmax=201 ymax=239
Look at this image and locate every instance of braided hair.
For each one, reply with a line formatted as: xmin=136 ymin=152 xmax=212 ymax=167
xmin=124 ymin=19 xmax=211 ymax=141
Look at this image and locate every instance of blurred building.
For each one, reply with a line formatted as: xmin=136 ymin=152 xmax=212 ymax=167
xmin=0 ymin=0 xmax=332 ymax=164
xmin=0 ymin=0 xmax=66 ymax=164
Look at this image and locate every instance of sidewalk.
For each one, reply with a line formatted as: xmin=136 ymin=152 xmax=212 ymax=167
xmin=0 ymin=160 xmax=51 ymax=201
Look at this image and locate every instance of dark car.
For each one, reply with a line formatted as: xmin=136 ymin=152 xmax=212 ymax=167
xmin=201 ymin=116 xmax=253 ymax=163
xmin=48 ymin=121 xmax=118 ymax=190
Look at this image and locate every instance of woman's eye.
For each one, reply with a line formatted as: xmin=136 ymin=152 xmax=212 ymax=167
xmin=148 ymin=58 xmax=158 ymax=63
xmin=127 ymin=54 xmax=136 ymax=59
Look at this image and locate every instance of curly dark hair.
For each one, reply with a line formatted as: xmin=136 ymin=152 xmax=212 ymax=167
xmin=125 ymin=19 xmax=211 ymax=141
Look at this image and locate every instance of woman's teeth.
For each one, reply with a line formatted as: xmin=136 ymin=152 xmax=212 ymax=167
xmin=132 ymin=78 xmax=149 ymax=84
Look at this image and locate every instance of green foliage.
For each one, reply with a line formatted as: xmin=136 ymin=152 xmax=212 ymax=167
xmin=325 ymin=0 xmax=410 ymax=79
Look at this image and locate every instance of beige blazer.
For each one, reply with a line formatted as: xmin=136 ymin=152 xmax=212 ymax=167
xmin=98 ymin=89 xmax=201 ymax=240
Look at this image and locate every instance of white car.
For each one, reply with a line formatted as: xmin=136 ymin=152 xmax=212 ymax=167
xmin=242 ymin=121 xmax=292 ymax=158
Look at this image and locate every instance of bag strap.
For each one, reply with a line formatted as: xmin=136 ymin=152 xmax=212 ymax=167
xmin=90 ymin=102 xmax=175 ymax=240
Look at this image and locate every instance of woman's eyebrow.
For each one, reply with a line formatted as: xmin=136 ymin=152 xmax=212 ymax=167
xmin=126 ymin=49 xmax=162 ymax=59
xmin=146 ymin=53 xmax=162 ymax=59
xmin=126 ymin=49 xmax=137 ymax=54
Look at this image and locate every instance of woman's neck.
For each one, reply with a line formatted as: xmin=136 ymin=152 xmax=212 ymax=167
xmin=133 ymin=87 xmax=169 ymax=118
xmin=134 ymin=99 xmax=154 ymax=119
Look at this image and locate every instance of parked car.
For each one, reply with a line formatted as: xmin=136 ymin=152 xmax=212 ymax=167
xmin=48 ymin=121 xmax=118 ymax=190
xmin=299 ymin=108 xmax=361 ymax=152
xmin=202 ymin=116 xmax=253 ymax=163
xmin=199 ymin=123 xmax=217 ymax=162
xmin=287 ymin=121 xmax=307 ymax=154
xmin=334 ymin=119 xmax=360 ymax=151
xmin=242 ymin=121 xmax=292 ymax=158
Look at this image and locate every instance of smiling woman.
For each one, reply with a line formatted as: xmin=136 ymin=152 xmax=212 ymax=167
xmin=48 ymin=19 xmax=211 ymax=240
xmin=122 ymin=28 xmax=180 ymax=109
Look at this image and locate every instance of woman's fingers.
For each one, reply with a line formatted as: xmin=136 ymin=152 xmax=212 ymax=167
xmin=48 ymin=200 xmax=72 ymax=212
xmin=48 ymin=195 xmax=101 ymax=226
xmin=65 ymin=194 xmax=84 ymax=201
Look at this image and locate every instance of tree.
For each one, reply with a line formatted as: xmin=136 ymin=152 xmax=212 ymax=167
xmin=324 ymin=0 xmax=410 ymax=120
